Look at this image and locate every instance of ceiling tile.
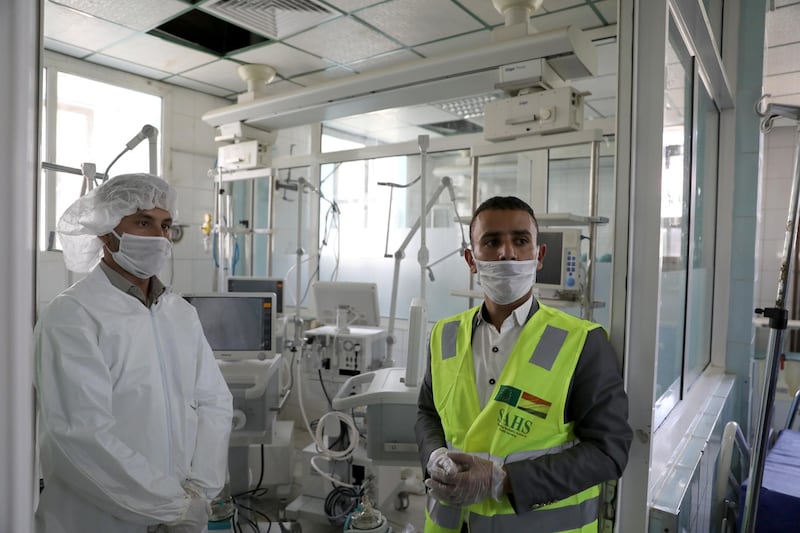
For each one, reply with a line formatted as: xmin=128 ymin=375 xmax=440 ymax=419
xmin=412 ymin=31 xmax=491 ymax=58
xmin=594 ymin=0 xmax=617 ymax=24
xmin=586 ymin=97 xmax=616 ymax=117
xmin=456 ymin=0 xmax=503 ymax=24
xmin=583 ymin=103 xmax=602 ymax=119
xmin=44 ymin=37 xmax=92 ymax=59
xmin=764 ymin=72 xmax=800 ymax=97
xmin=766 ymin=4 xmax=800 ymax=47
xmin=44 ymin=2 xmax=137 ymax=51
xmin=392 ymin=104 xmax=461 ymax=125
xmin=349 ymin=49 xmax=421 ymax=72
xmin=181 ymin=59 xmax=249 ymax=93
xmin=285 ymin=17 xmax=400 ymax=64
xmin=378 ymin=126 xmax=441 ymax=142
xmin=291 ymin=66 xmax=354 ymax=86
xmin=765 ymin=42 xmax=800 ymax=76
xmin=165 ymin=76 xmax=236 ymax=98
xmin=541 ymin=0 xmax=586 ymax=11
xmin=48 ymin=0 xmax=189 ymax=31
xmin=86 ymin=53 xmax=173 ymax=80
xmin=100 ymin=33 xmax=219 ymax=74
xmin=572 ymin=74 xmax=617 ymax=99
xmin=356 ymin=0 xmax=483 ymax=46
xmin=323 ymin=0 xmax=384 ymax=12
xmin=231 ymin=42 xmax=331 ymax=78
xmin=596 ymin=42 xmax=618 ymax=76
xmin=531 ymin=5 xmax=603 ymax=32
xmin=329 ymin=109 xmax=409 ymax=132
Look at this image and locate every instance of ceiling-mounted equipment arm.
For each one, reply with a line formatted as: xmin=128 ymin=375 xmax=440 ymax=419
xmin=384 ymin=175 xmax=460 ymax=366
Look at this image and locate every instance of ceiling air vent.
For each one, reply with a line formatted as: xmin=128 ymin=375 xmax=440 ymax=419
xmin=200 ymin=0 xmax=337 ymax=40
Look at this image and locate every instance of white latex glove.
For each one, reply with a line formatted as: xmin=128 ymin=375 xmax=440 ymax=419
xmin=425 ymin=452 xmax=506 ymax=506
xmin=182 ymin=479 xmax=206 ymax=499
xmin=426 ymin=447 xmax=459 ymax=482
xmin=166 ymin=495 xmax=211 ymax=533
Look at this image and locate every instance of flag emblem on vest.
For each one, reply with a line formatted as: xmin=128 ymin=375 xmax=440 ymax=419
xmin=494 ymin=385 xmax=551 ymax=419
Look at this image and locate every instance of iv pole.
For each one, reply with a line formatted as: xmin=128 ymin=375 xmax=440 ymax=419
xmin=741 ymin=99 xmax=800 ymax=533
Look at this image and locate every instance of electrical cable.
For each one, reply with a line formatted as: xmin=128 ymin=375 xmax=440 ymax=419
xmin=282 ymin=256 xmax=312 ymax=306
xmin=102 ymin=148 xmax=128 ymax=183
xmin=295 ymin=348 xmax=360 ymax=487
xmin=235 ymin=501 xmax=273 ymax=531
xmin=324 ymin=485 xmax=363 ymax=527
xmin=377 ymin=175 xmax=421 ymax=188
xmin=318 ymin=368 xmax=333 ymax=409
xmin=233 ymin=444 xmax=268 ymax=499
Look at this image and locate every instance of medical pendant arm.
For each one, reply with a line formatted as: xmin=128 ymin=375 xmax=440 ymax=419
xmin=385 ymin=174 xmax=464 ymax=365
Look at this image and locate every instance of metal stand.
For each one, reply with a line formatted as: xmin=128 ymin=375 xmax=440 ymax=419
xmin=741 ymin=99 xmax=800 ymax=533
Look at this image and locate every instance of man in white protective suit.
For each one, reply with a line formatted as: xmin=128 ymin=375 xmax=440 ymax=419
xmin=34 ymin=173 xmax=233 ymax=533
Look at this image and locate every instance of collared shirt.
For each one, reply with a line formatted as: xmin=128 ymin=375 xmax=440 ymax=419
xmin=99 ymin=260 xmax=166 ymax=308
xmin=473 ymin=294 xmax=536 ymax=408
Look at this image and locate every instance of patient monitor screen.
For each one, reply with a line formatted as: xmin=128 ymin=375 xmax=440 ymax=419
xmin=184 ymin=294 xmax=274 ymax=352
xmin=537 ymin=231 xmax=564 ymax=287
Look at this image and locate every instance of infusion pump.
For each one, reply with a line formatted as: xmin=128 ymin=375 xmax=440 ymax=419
xmin=303 ymin=325 xmax=387 ymax=381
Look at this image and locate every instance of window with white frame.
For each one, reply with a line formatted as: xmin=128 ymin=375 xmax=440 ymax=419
xmin=40 ymin=70 xmax=162 ymax=252
xmin=653 ymin=17 xmax=719 ymax=426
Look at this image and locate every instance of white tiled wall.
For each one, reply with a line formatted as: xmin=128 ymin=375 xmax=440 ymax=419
xmin=36 ymin=53 xmax=230 ymax=311
xmin=755 ymin=126 xmax=798 ymax=351
xmin=754 ymin=126 xmax=800 ymax=420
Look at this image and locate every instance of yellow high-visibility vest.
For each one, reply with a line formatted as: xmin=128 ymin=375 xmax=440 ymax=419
xmin=424 ymin=303 xmax=602 ymax=533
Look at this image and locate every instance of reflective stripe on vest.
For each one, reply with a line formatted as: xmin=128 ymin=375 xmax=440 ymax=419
xmin=426 ymin=494 xmax=463 ymax=530
xmin=441 ymin=321 xmax=459 ymax=360
xmin=445 ymin=441 xmax=577 ymax=465
xmin=467 ymin=496 xmax=600 ymax=533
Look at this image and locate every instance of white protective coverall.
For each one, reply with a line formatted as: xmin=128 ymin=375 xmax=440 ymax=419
xmin=35 ymin=266 xmax=233 ymax=533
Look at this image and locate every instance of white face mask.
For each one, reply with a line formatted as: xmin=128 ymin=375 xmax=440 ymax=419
xmin=109 ymin=230 xmax=172 ymax=279
xmin=475 ymin=258 xmax=538 ymax=305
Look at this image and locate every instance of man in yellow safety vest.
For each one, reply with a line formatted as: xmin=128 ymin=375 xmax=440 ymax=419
xmin=415 ymin=196 xmax=632 ymax=533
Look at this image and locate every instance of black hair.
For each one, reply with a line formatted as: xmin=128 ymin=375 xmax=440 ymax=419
xmin=468 ymin=196 xmax=539 ymax=245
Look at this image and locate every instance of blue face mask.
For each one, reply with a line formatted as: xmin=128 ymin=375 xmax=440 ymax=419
xmin=475 ymin=258 xmax=538 ymax=305
xmin=109 ymin=230 xmax=171 ymax=279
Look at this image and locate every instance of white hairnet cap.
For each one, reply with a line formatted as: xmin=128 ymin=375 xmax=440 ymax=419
xmin=57 ymin=173 xmax=178 ymax=273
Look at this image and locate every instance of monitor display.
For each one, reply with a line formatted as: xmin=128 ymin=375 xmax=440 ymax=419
xmin=183 ymin=292 xmax=276 ymax=360
xmin=227 ymin=276 xmax=284 ymax=314
xmin=312 ymin=281 xmax=381 ymax=327
xmin=536 ymin=228 xmax=582 ymax=292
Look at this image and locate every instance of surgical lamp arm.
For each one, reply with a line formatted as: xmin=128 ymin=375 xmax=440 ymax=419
xmin=103 ymin=124 xmax=159 ymax=180
xmin=385 ymin=176 xmax=462 ymax=365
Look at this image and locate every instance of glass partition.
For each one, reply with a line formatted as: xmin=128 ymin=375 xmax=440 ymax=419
xmin=684 ymin=75 xmax=719 ymax=390
xmin=317 ymin=150 xmax=472 ymax=323
xmin=654 ymin=19 xmax=694 ymax=425
xmin=548 ymin=141 xmax=616 ymax=330
xmin=270 ymin=166 xmax=314 ymax=311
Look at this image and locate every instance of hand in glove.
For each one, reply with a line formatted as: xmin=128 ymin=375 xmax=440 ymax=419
xmin=424 ymin=452 xmax=506 ymax=506
xmin=426 ymin=447 xmax=459 ymax=482
xmin=166 ymin=494 xmax=211 ymax=533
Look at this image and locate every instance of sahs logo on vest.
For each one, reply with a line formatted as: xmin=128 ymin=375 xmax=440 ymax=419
xmin=494 ymin=385 xmax=552 ymax=438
